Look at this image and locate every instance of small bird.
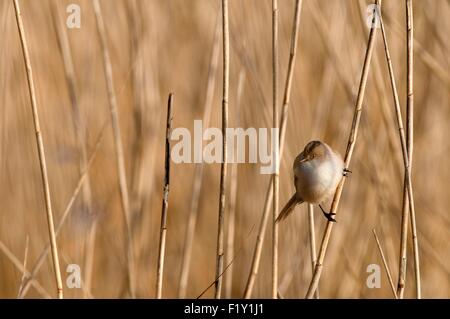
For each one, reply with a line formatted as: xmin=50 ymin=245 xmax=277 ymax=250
xmin=276 ymin=140 xmax=349 ymax=223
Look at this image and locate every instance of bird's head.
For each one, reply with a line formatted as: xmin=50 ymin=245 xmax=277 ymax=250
xmin=296 ymin=140 xmax=327 ymax=164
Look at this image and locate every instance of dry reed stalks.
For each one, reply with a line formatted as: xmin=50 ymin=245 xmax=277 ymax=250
xmin=0 ymin=240 xmax=50 ymax=298
xmin=155 ymin=93 xmax=174 ymax=299
xmin=92 ymin=0 xmax=136 ymax=298
xmin=372 ymin=229 xmax=397 ymax=298
xmin=49 ymin=0 xmax=95 ymax=298
xmin=305 ymin=0 xmax=381 ymax=299
xmin=377 ymin=3 xmax=420 ymax=299
xmin=13 ymin=0 xmax=63 ymax=299
xmin=225 ymin=70 xmax=246 ymax=298
xmin=404 ymin=0 xmax=421 ymax=298
xmin=271 ymin=0 xmax=280 ymax=300
xmin=18 ymin=123 xmax=107 ymax=298
xmin=307 ymin=204 xmax=319 ymax=298
xmin=178 ymin=17 xmax=221 ymax=299
xmin=243 ymin=0 xmax=303 ymax=299
xmin=214 ymin=0 xmax=230 ymax=299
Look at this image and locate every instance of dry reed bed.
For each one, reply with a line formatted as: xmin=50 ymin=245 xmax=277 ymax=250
xmin=0 ymin=0 xmax=449 ymax=298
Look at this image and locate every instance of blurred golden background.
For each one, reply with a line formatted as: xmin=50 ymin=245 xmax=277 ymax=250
xmin=0 ymin=0 xmax=449 ymax=298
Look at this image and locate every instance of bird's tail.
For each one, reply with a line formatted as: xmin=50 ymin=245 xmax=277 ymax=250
xmin=276 ymin=194 xmax=302 ymax=223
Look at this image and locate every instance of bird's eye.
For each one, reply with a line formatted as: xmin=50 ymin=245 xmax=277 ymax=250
xmin=310 ymin=154 xmax=315 ymax=159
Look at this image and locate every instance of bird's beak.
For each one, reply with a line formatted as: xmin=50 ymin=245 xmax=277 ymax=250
xmin=299 ymin=157 xmax=308 ymax=163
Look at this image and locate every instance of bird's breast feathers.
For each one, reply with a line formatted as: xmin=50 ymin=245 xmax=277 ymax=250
xmin=294 ymin=152 xmax=343 ymax=203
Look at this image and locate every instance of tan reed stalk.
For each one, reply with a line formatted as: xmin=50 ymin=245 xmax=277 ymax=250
xmin=377 ymin=4 xmax=419 ymax=299
xmin=178 ymin=18 xmax=221 ymax=298
xmin=405 ymin=0 xmax=421 ymax=298
xmin=49 ymin=1 xmax=95 ymax=298
xmin=225 ymin=70 xmax=245 ymax=299
xmin=372 ymin=229 xmax=397 ymax=298
xmin=17 ymin=235 xmax=29 ymax=297
xmin=92 ymin=0 xmax=136 ymax=298
xmin=13 ymin=0 xmax=63 ymax=299
xmin=155 ymin=93 xmax=174 ymax=299
xmin=305 ymin=0 xmax=381 ymax=299
xmin=397 ymin=40 xmax=411 ymax=302
xmin=243 ymin=0 xmax=303 ymax=298
xmin=215 ymin=0 xmax=229 ymax=299
xmin=307 ymin=204 xmax=319 ymax=299
xmin=271 ymin=0 xmax=280 ymax=300
xmin=0 ymin=240 xmax=51 ymax=299
xmin=19 ymin=123 xmax=107 ymax=298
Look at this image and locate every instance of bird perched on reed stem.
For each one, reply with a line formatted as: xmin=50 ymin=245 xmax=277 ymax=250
xmin=276 ymin=140 xmax=349 ymax=223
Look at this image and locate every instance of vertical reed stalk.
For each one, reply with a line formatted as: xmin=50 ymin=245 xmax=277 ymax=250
xmin=224 ymin=70 xmax=245 ymax=298
xmin=156 ymin=94 xmax=173 ymax=299
xmin=243 ymin=0 xmax=303 ymax=298
xmin=405 ymin=0 xmax=421 ymax=298
xmin=377 ymin=3 xmax=419 ymax=299
xmin=271 ymin=0 xmax=280 ymax=300
xmin=397 ymin=176 xmax=409 ymax=296
xmin=305 ymin=0 xmax=380 ymax=299
xmin=92 ymin=0 xmax=136 ymax=298
xmin=215 ymin=0 xmax=229 ymax=299
xmin=307 ymin=204 xmax=319 ymax=299
xmin=13 ymin=0 xmax=63 ymax=299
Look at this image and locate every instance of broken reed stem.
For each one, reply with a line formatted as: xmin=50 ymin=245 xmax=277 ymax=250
xmin=405 ymin=0 xmax=421 ymax=298
xmin=19 ymin=123 xmax=107 ymax=298
xmin=305 ymin=0 xmax=380 ymax=299
xmin=271 ymin=0 xmax=279 ymax=300
xmin=372 ymin=229 xmax=397 ymax=299
xmin=92 ymin=0 xmax=136 ymax=298
xmin=13 ymin=0 xmax=63 ymax=299
xmin=50 ymin=1 xmax=95 ymax=298
xmin=243 ymin=0 xmax=302 ymax=299
xmin=178 ymin=18 xmax=221 ymax=299
xmin=307 ymin=204 xmax=319 ymax=299
xmin=214 ymin=0 xmax=229 ymax=299
xmin=0 ymin=240 xmax=51 ymax=299
xmin=156 ymin=94 xmax=174 ymax=299
xmin=377 ymin=5 xmax=419 ymax=299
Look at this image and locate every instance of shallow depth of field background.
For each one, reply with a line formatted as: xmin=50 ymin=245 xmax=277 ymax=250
xmin=0 ymin=0 xmax=449 ymax=298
